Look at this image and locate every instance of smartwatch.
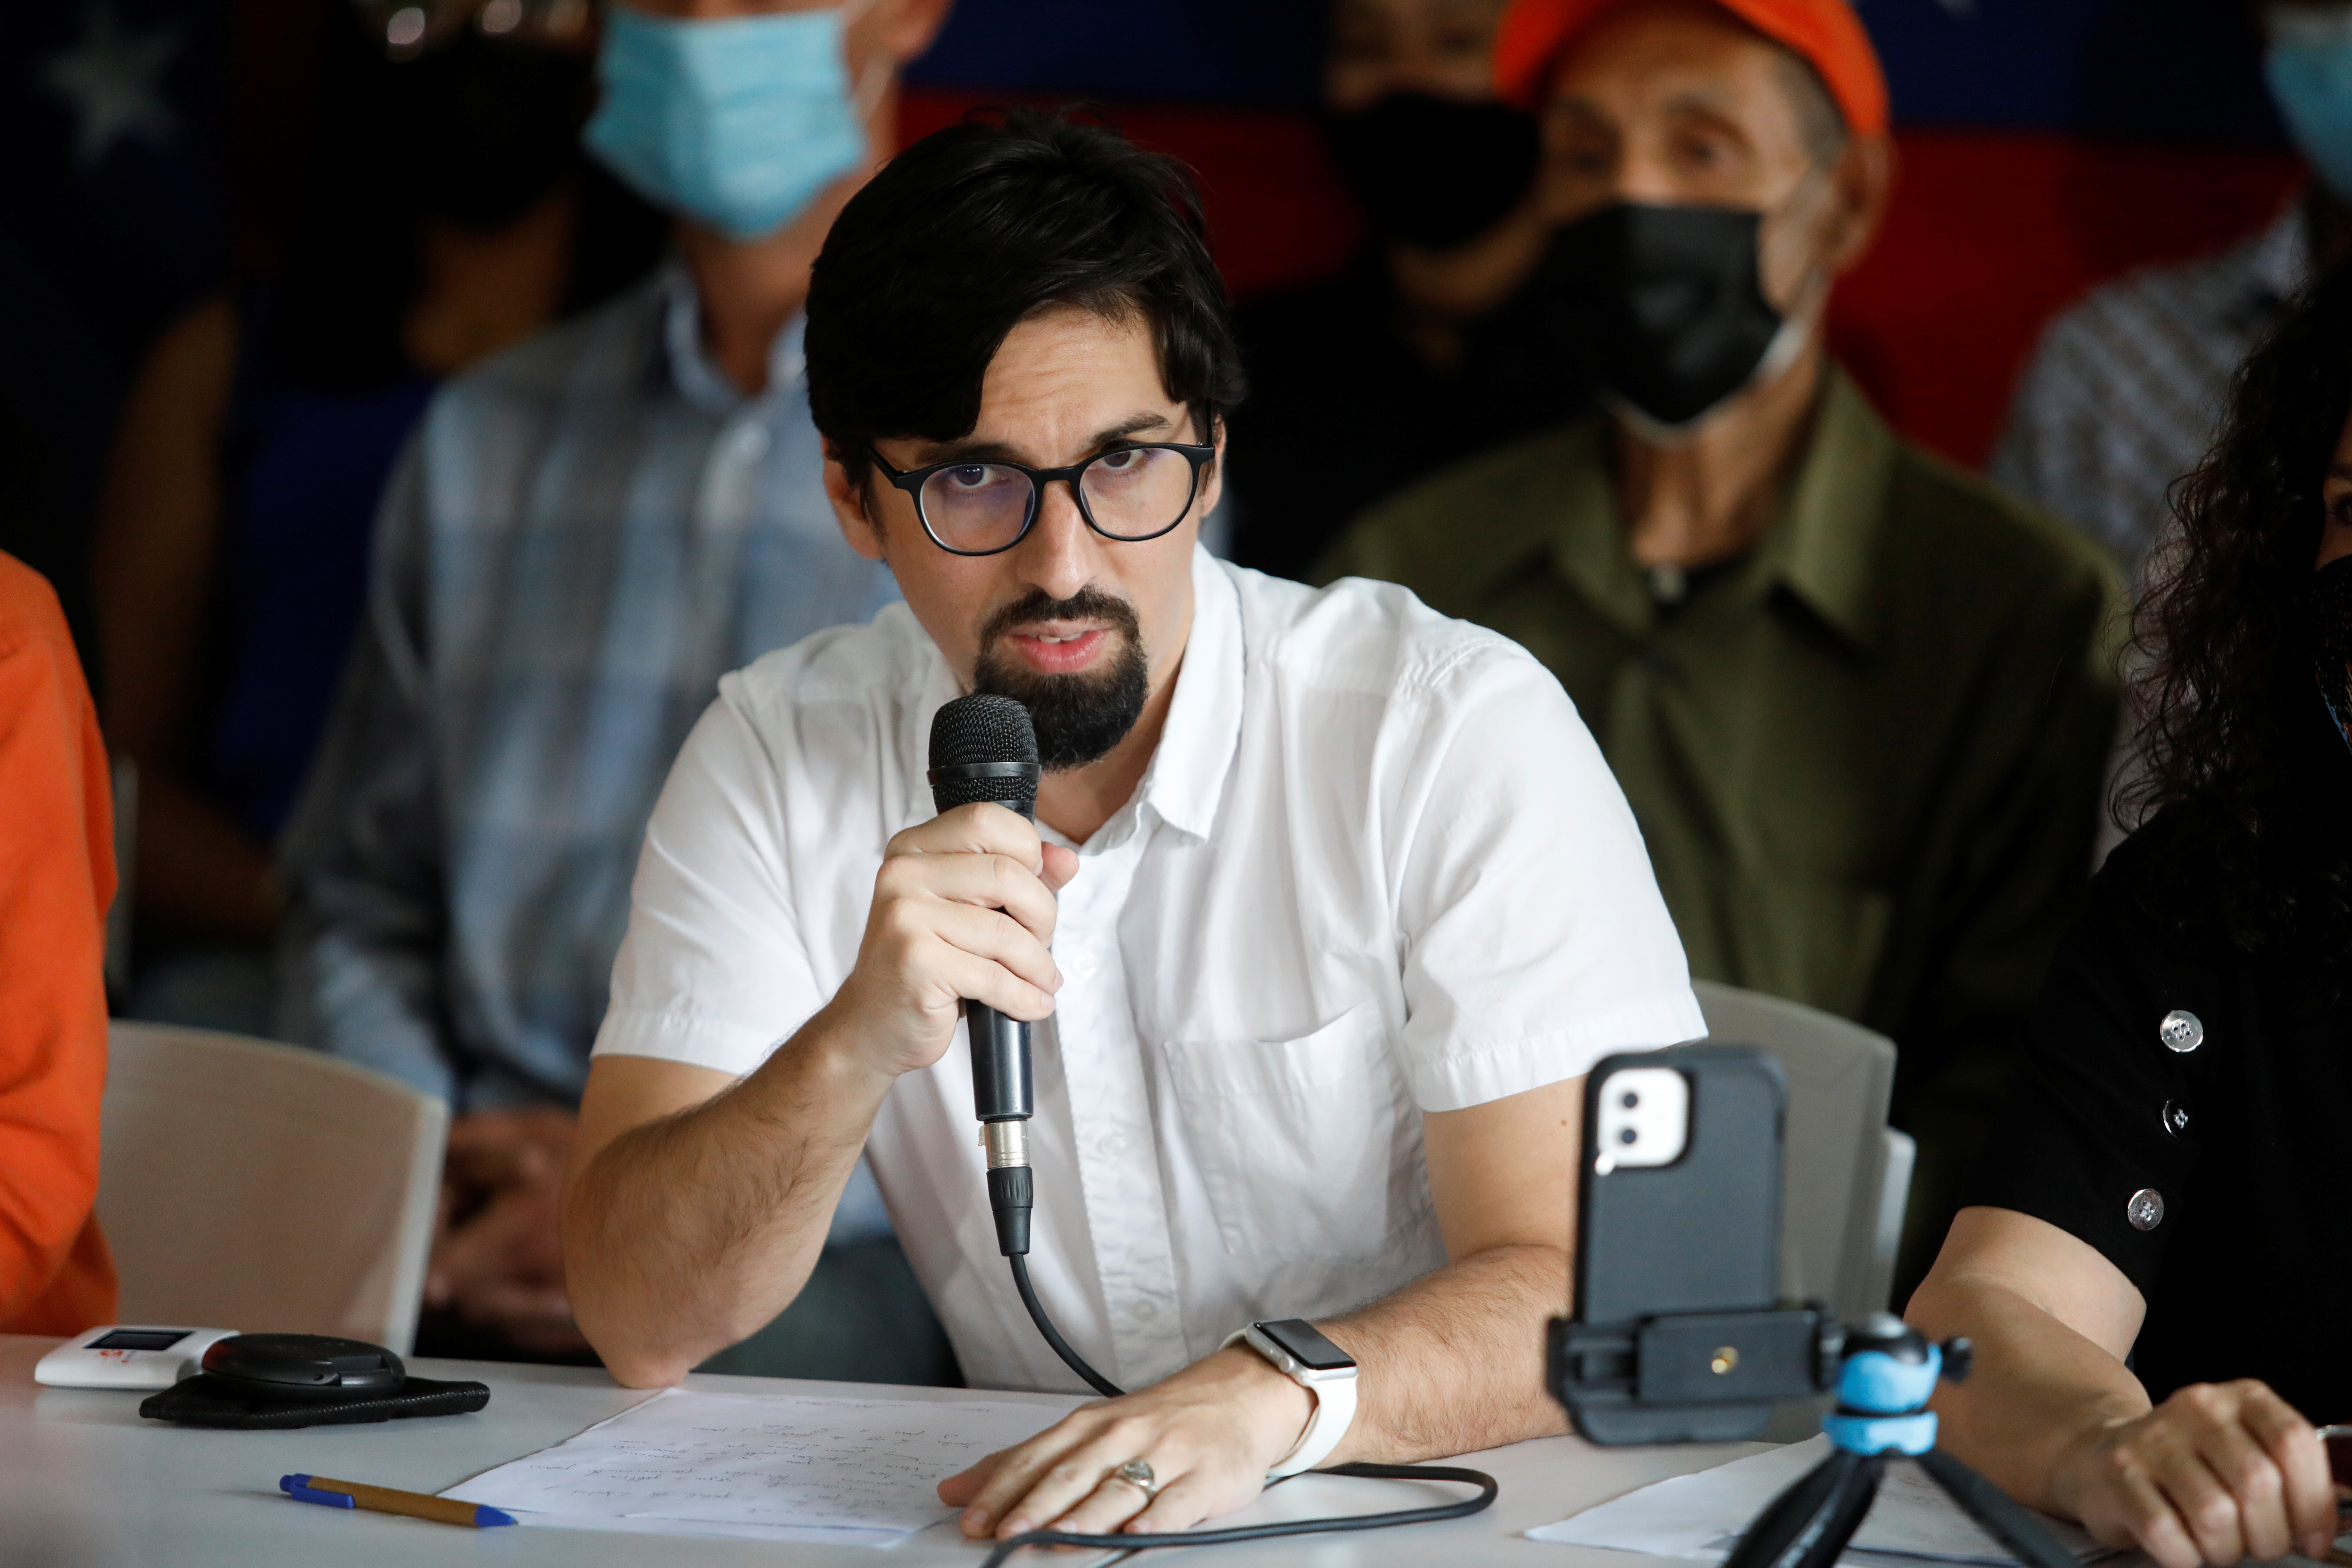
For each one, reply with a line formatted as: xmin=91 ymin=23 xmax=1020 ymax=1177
xmin=1222 ymin=1317 xmax=1358 ymax=1478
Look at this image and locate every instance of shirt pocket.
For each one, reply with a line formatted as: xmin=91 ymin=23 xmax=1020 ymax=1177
xmin=1159 ymin=1003 xmax=1425 ymax=1260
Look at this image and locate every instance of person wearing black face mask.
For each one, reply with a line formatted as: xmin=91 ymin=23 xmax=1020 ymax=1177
xmin=1222 ymin=0 xmax=1588 ymax=580
xmin=1326 ymin=0 xmax=2126 ymax=1300
xmin=88 ymin=0 xmax=663 ymax=1347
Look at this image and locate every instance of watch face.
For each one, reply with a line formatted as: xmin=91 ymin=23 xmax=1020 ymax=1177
xmin=87 ymin=1329 xmax=191 ymax=1352
xmin=1256 ymin=1318 xmax=1354 ymax=1371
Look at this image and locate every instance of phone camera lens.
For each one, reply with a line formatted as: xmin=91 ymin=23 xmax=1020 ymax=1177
xmin=1620 ymin=1091 xmax=1639 ymax=1109
xmin=1618 ymin=1127 xmax=1637 ymax=1145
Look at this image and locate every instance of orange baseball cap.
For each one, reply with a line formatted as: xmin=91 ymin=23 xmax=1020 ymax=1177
xmin=1494 ymin=0 xmax=1889 ymax=138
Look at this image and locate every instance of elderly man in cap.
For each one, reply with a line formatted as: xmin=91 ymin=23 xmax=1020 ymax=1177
xmin=1325 ymin=0 xmax=2124 ymax=1293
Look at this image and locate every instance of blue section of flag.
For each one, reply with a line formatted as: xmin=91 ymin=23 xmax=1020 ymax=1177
xmin=905 ymin=0 xmax=1320 ymax=108
xmin=1862 ymin=0 xmax=2283 ymax=144
xmin=0 ymin=0 xmax=227 ymax=488
xmin=906 ymin=0 xmax=2287 ymax=144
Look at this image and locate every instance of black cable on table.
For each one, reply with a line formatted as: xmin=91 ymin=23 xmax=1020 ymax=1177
xmin=976 ymin=1463 xmax=1499 ymax=1567
xmin=994 ymin=1254 xmax=1499 ymax=1565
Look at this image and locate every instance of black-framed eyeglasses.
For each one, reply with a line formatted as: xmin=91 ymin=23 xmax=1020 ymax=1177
xmin=871 ymin=442 xmax=1216 ymax=557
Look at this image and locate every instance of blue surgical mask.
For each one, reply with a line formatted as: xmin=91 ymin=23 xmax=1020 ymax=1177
xmin=2267 ymin=6 xmax=2352 ymax=204
xmin=585 ymin=1 xmax=877 ymax=242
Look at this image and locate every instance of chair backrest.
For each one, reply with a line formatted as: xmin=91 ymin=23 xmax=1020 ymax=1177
xmin=1690 ymin=980 xmax=1912 ymax=1323
xmin=98 ymin=1022 xmax=448 ymax=1352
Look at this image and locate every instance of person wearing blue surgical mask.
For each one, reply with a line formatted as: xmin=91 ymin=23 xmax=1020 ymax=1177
xmin=588 ymin=0 xmax=884 ymax=245
xmin=2270 ymin=4 xmax=2352 ymax=205
xmin=275 ymin=0 xmax=952 ymax=1379
xmin=1992 ymin=5 xmax=2352 ymax=591
xmin=581 ymin=0 xmax=947 ymax=393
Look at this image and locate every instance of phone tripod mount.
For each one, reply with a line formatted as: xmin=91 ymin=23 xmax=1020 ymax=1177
xmin=1552 ymin=1308 xmax=2078 ymax=1568
xmin=1723 ymin=1314 xmax=2077 ymax=1568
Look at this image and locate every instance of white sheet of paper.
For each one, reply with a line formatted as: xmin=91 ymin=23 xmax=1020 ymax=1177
xmin=494 ymin=1510 xmax=908 ymax=1547
xmin=442 ymin=1387 xmax=1068 ymax=1536
xmin=1528 ymin=1437 xmax=2109 ymax=1566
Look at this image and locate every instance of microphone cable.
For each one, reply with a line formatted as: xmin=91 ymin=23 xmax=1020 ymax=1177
xmin=931 ymin=694 xmax=1498 ymax=1559
xmin=976 ymin=1462 xmax=1499 ymax=1568
xmin=1009 ymin=1254 xmax=1122 ymax=1399
xmin=989 ymin=1252 xmax=1499 ymax=1566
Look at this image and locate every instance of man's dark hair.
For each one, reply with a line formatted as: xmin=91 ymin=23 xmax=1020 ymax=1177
xmin=806 ymin=109 xmax=1246 ymax=497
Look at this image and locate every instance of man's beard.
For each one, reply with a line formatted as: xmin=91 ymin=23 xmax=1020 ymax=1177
xmin=971 ymin=587 xmax=1149 ymax=771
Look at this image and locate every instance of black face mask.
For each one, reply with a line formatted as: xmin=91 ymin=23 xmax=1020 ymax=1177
xmin=1322 ymin=92 xmax=1540 ymax=250
xmin=2313 ymin=554 xmax=2352 ymax=736
xmin=1529 ymin=202 xmax=1791 ymax=430
xmin=388 ymin=34 xmax=590 ymax=231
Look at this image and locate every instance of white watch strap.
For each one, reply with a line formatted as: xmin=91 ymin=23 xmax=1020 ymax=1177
xmin=1267 ymin=1367 xmax=1355 ymax=1477
xmin=1221 ymin=1328 xmax=1359 ymax=1479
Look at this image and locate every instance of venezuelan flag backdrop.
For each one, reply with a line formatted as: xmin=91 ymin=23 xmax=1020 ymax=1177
xmin=905 ymin=0 xmax=2303 ymax=468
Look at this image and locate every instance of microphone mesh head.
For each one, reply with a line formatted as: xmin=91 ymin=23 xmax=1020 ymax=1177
xmin=929 ymin=694 xmax=1040 ymax=814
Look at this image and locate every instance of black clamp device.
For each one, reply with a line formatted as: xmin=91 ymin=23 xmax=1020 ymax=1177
xmin=138 ymin=1334 xmax=489 ymax=1430
xmin=1550 ymin=1301 xmax=1843 ymax=1443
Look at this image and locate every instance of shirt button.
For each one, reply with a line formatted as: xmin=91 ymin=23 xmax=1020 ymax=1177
xmin=2158 ymin=1009 xmax=2203 ymax=1053
xmin=2126 ymin=1188 xmax=2165 ymax=1231
xmin=2160 ymin=1099 xmax=2190 ymax=1137
xmin=1097 ymin=1133 xmax=1128 ymax=1157
xmin=1130 ymin=1300 xmax=1159 ymax=1324
xmin=730 ymin=422 xmax=771 ymax=463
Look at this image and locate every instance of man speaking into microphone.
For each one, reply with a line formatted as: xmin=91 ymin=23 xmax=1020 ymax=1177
xmin=561 ymin=110 xmax=1702 ymax=1542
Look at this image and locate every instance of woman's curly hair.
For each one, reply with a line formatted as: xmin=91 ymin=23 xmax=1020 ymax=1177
xmin=2121 ymin=256 xmax=2352 ymax=952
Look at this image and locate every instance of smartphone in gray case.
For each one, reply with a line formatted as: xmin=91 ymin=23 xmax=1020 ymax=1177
xmin=1565 ymin=1042 xmax=1788 ymax=1443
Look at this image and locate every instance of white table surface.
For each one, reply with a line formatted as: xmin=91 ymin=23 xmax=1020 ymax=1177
xmin=0 ymin=1333 xmax=1768 ymax=1567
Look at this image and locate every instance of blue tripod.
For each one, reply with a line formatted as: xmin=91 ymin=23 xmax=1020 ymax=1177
xmin=1723 ymin=1314 xmax=2080 ymax=1568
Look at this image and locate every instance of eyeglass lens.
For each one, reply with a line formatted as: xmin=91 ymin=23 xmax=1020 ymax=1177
xmin=920 ymin=448 xmax=1197 ymax=553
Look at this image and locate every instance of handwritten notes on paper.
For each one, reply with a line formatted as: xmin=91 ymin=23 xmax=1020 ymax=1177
xmin=1529 ymin=1437 xmax=2109 ymax=1566
xmin=442 ymin=1388 xmax=1070 ymax=1541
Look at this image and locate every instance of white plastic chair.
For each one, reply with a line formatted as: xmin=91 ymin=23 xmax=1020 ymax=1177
xmin=97 ymin=1022 xmax=448 ymax=1352
xmin=1692 ymin=980 xmax=1916 ymax=1325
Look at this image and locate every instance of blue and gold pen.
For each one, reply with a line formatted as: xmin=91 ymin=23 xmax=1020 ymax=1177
xmin=280 ymin=1474 xmax=515 ymax=1528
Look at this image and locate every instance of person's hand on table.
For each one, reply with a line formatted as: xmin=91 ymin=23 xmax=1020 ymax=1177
xmin=937 ymin=1345 xmax=1314 ymax=1540
xmin=428 ymin=1105 xmax=587 ymax=1355
xmin=2049 ymin=1379 xmax=2337 ymax=1568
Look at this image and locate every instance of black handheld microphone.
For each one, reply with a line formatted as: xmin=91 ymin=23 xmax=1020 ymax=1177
xmin=927 ymin=694 xmax=1044 ymax=1258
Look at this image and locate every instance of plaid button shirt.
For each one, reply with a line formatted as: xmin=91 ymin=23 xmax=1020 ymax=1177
xmin=276 ymin=265 xmax=898 ymax=1108
xmin=1991 ymin=202 xmax=2310 ymax=584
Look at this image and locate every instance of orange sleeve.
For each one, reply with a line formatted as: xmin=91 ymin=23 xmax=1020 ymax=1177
xmin=0 ymin=553 xmax=118 ymax=1334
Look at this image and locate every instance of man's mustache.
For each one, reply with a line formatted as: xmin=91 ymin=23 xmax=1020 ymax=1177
xmin=977 ymin=587 xmax=1141 ymax=651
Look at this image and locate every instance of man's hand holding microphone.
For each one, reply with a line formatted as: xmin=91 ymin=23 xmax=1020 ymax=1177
xmin=563 ymin=703 xmax=1067 ymax=1388
xmin=821 ymin=799 xmax=1073 ymax=1091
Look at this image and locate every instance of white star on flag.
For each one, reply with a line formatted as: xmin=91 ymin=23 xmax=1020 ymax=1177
xmin=43 ymin=1 xmax=181 ymax=167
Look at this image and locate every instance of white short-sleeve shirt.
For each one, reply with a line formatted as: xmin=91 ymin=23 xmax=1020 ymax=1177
xmin=596 ymin=546 xmax=1703 ymax=1393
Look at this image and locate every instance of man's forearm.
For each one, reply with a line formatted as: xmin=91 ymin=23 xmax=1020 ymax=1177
xmin=565 ymin=1004 xmax=890 ymax=1386
xmin=1909 ymin=1271 xmax=2149 ymax=1515
xmin=1325 ymin=1241 xmax=1571 ymax=1464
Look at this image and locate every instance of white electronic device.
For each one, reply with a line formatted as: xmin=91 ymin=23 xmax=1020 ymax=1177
xmin=34 ymin=1325 xmax=240 ymax=1389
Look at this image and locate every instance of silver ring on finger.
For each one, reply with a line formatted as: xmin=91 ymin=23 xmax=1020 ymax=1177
xmin=1109 ymin=1458 xmax=1159 ymax=1503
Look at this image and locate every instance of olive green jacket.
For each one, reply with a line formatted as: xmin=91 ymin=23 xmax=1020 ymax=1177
xmin=1321 ymin=373 xmax=2124 ymax=1117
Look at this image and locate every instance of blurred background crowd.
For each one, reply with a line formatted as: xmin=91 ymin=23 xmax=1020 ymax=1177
xmin=0 ymin=0 xmax=2327 ymax=1379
